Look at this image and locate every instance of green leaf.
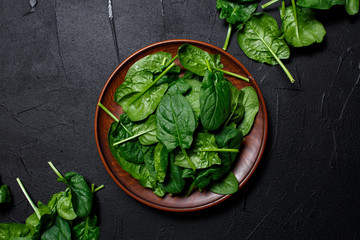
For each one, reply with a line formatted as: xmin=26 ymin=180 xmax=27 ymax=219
xmin=59 ymin=172 xmax=93 ymax=218
xmin=237 ymin=13 xmax=294 ymax=83
xmin=225 ymin=82 xmax=245 ymax=126
xmin=40 ymin=215 xmax=71 ymax=240
xmin=281 ymin=6 xmax=326 ymax=47
xmin=46 ymin=192 xmax=63 ymax=214
xmin=154 ymin=142 xmax=169 ymax=183
xmin=217 ymin=0 xmax=258 ymax=25
xmin=184 ymin=79 xmax=202 ymax=123
xmin=56 ymin=189 xmax=77 ymax=221
xmin=200 ymin=71 xmax=231 ymax=131
xmin=167 ymin=78 xmax=192 ymax=95
xmin=345 ymin=0 xmax=359 ymax=15
xmin=72 ymin=215 xmax=100 ymax=240
xmin=132 ymin=115 xmax=158 ymax=146
xmin=175 ymin=133 xmax=222 ymax=169
xmin=25 ymin=202 xmax=53 ymax=239
xmin=159 ymin=154 xmax=185 ymax=194
xmin=297 ymin=0 xmax=345 ymax=9
xmin=156 ymin=93 xmax=196 ymax=152
xmin=209 ymin=172 xmax=239 ymax=195
xmin=237 ymin=86 xmax=259 ymax=136
xmin=178 ymin=44 xmax=223 ymax=76
xmin=0 ymin=223 xmax=30 ymax=240
xmin=0 ymin=185 xmax=12 ymax=203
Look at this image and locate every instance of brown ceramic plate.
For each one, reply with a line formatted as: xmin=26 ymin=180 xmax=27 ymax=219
xmin=94 ymin=39 xmax=267 ymax=212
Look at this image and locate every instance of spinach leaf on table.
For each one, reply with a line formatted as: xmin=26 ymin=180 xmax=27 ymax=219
xmin=0 ymin=185 xmax=12 ymax=203
xmin=167 ymin=78 xmax=192 ymax=95
xmin=281 ymin=6 xmax=326 ymax=47
xmin=132 ymin=114 xmax=158 ymax=146
xmin=154 ymin=142 xmax=169 ymax=183
xmin=237 ymin=13 xmax=294 ymax=83
xmin=200 ymin=70 xmax=231 ymax=131
xmin=346 ymin=0 xmax=359 ymax=14
xmin=174 ymin=133 xmax=222 ymax=169
xmin=57 ymin=172 xmax=93 ymax=218
xmin=297 ymin=0 xmax=345 ymax=9
xmin=40 ymin=215 xmax=71 ymax=240
xmin=209 ymin=172 xmax=239 ymax=195
xmin=56 ymin=189 xmax=77 ymax=221
xmin=178 ymin=44 xmax=223 ymax=76
xmin=184 ymin=79 xmax=202 ymax=123
xmin=0 ymin=223 xmax=30 ymax=240
xmin=72 ymin=215 xmax=100 ymax=240
xmin=159 ymin=154 xmax=185 ymax=194
xmin=156 ymin=93 xmax=196 ymax=152
xmin=237 ymin=86 xmax=259 ymax=136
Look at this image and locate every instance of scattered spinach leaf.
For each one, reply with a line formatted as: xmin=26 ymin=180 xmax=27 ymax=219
xmin=132 ymin=114 xmax=158 ymax=146
xmin=0 ymin=185 xmax=12 ymax=203
xmin=56 ymin=189 xmax=77 ymax=221
xmin=40 ymin=215 xmax=71 ymax=240
xmin=345 ymin=0 xmax=359 ymax=14
xmin=0 ymin=223 xmax=30 ymax=240
xmin=237 ymin=86 xmax=259 ymax=136
xmin=72 ymin=215 xmax=100 ymax=240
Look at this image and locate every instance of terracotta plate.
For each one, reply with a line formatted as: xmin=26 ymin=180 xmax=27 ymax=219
xmin=94 ymin=39 xmax=268 ymax=212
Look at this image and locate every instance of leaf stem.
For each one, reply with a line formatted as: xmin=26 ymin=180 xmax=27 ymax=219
xmin=112 ymin=128 xmax=155 ymax=146
xmin=94 ymin=185 xmax=104 ymax=192
xmin=48 ymin=161 xmax=64 ymax=179
xmin=165 ymin=55 xmax=178 ymax=68
xmin=214 ymin=68 xmax=249 ymax=82
xmin=261 ymin=0 xmax=281 ymax=9
xmin=98 ymin=102 xmax=119 ymax=122
xmin=16 ymin=178 xmax=41 ymax=220
xmin=194 ymin=148 xmax=239 ymax=153
xmin=181 ymin=147 xmax=196 ymax=171
xmin=291 ymin=0 xmax=300 ymax=39
xmin=205 ymin=59 xmax=212 ymax=72
xmin=223 ymin=24 xmax=232 ymax=51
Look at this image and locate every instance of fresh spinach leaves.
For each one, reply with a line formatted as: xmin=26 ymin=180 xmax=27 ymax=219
xmin=237 ymin=86 xmax=259 ymax=136
xmin=0 ymin=185 xmax=12 ymax=203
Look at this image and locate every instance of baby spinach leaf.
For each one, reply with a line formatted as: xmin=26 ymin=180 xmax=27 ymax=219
xmin=40 ymin=215 xmax=71 ymax=240
xmin=111 ymin=114 xmax=145 ymax=164
xmin=178 ymin=44 xmax=223 ymax=76
xmin=200 ymin=71 xmax=231 ymax=131
xmin=46 ymin=192 xmax=63 ymax=214
xmin=132 ymin=114 xmax=158 ymax=146
xmin=237 ymin=86 xmax=259 ymax=136
xmin=25 ymin=202 xmax=53 ymax=239
xmin=154 ymin=142 xmax=169 ymax=183
xmin=175 ymin=133 xmax=222 ymax=169
xmin=297 ymin=0 xmax=345 ymax=9
xmin=156 ymin=93 xmax=196 ymax=152
xmin=57 ymin=172 xmax=93 ymax=218
xmin=0 ymin=223 xmax=30 ymax=240
xmin=209 ymin=172 xmax=239 ymax=195
xmin=237 ymin=13 xmax=294 ymax=83
xmin=56 ymin=189 xmax=77 ymax=221
xmin=281 ymin=6 xmax=326 ymax=47
xmin=143 ymin=146 xmax=157 ymax=188
xmin=346 ymin=0 xmax=359 ymax=15
xmin=225 ymin=83 xmax=245 ymax=126
xmin=0 ymin=185 xmax=12 ymax=203
xmin=72 ymin=215 xmax=100 ymax=240
xmin=167 ymin=78 xmax=192 ymax=95
xmin=217 ymin=0 xmax=258 ymax=26
xmin=159 ymin=154 xmax=185 ymax=194
xmin=184 ymin=79 xmax=202 ymax=123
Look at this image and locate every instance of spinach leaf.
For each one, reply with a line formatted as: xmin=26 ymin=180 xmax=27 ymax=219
xmin=225 ymin=82 xmax=245 ymax=126
xmin=167 ymin=78 xmax=192 ymax=95
xmin=237 ymin=86 xmax=259 ymax=136
xmin=346 ymin=0 xmax=359 ymax=14
xmin=217 ymin=0 xmax=258 ymax=26
xmin=200 ymin=71 xmax=231 ymax=131
xmin=174 ymin=133 xmax=222 ymax=169
xmin=159 ymin=154 xmax=185 ymax=194
xmin=72 ymin=215 xmax=100 ymax=240
xmin=156 ymin=93 xmax=196 ymax=152
xmin=237 ymin=13 xmax=294 ymax=83
xmin=281 ymin=5 xmax=326 ymax=47
xmin=111 ymin=114 xmax=145 ymax=164
xmin=40 ymin=215 xmax=71 ymax=240
xmin=154 ymin=142 xmax=169 ymax=183
xmin=132 ymin=114 xmax=158 ymax=146
xmin=46 ymin=192 xmax=63 ymax=214
xmin=25 ymin=202 xmax=53 ymax=239
xmin=178 ymin=44 xmax=223 ymax=76
xmin=143 ymin=146 xmax=157 ymax=189
xmin=209 ymin=172 xmax=239 ymax=195
xmin=184 ymin=79 xmax=202 ymax=123
xmin=0 ymin=223 xmax=30 ymax=240
xmin=56 ymin=189 xmax=77 ymax=221
xmin=57 ymin=172 xmax=93 ymax=218
xmin=297 ymin=0 xmax=345 ymax=9
xmin=0 ymin=185 xmax=12 ymax=203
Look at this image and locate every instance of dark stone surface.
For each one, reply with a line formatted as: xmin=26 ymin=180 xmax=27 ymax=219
xmin=1 ymin=0 xmax=359 ymax=239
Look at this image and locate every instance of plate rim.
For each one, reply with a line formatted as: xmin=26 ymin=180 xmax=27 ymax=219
xmin=94 ymin=39 xmax=268 ymax=212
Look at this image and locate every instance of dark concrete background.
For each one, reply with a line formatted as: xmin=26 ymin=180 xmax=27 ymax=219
xmin=1 ymin=0 xmax=360 ymax=239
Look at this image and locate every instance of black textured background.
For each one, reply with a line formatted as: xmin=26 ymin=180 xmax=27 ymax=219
xmin=1 ymin=0 xmax=360 ymax=239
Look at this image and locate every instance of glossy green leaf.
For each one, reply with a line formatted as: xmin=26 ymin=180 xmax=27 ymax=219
xmin=159 ymin=154 xmax=185 ymax=194
xmin=132 ymin=114 xmax=158 ymax=145
xmin=0 ymin=223 xmax=30 ymax=240
xmin=217 ymin=0 xmax=258 ymax=25
xmin=184 ymin=79 xmax=202 ymax=122
xmin=56 ymin=189 xmax=77 ymax=221
xmin=72 ymin=215 xmax=100 ymax=240
xmin=178 ymin=44 xmax=223 ymax=76
xmin=46 ymin=192 xmax=63 ymax=214
xmin=40 ymin=215 xmax=71 ymax=240
xmin=154 ymin=142 xmax=169 ymax=183
xmin=297 ymin=0 xmax=345 ymax=9
xmin=281 ymin=6 xmax=326 ymax=47
xmin=346 ymin=0 xmax=359 ymax=14
xmin=25 ymin=202 xmax=53 ymax=239
xmin=225 ymin=83 xmax=245 ymax=126
xmin=200 ymin=71 xmax=231 ymax=131
xmin=209 ymin=172 xmax=239 ymax=195
xmin=167 ymin=78 xmax=192 ymax=95
xmin=0 ymin=185 xmax=12 ymax=203
xmin=156 ymin=93 xmax=196 ymax=152
xmin=237 ymin=86 xmax=259 ymax=136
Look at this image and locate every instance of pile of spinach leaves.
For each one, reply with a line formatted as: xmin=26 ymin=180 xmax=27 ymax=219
xmin=0 ymin=162 xmax=104 ymax=240
xmin=99 ymin=44 xmax=259 ymax=197
xmin=216 ymin=0 xmax=359 ymax=83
